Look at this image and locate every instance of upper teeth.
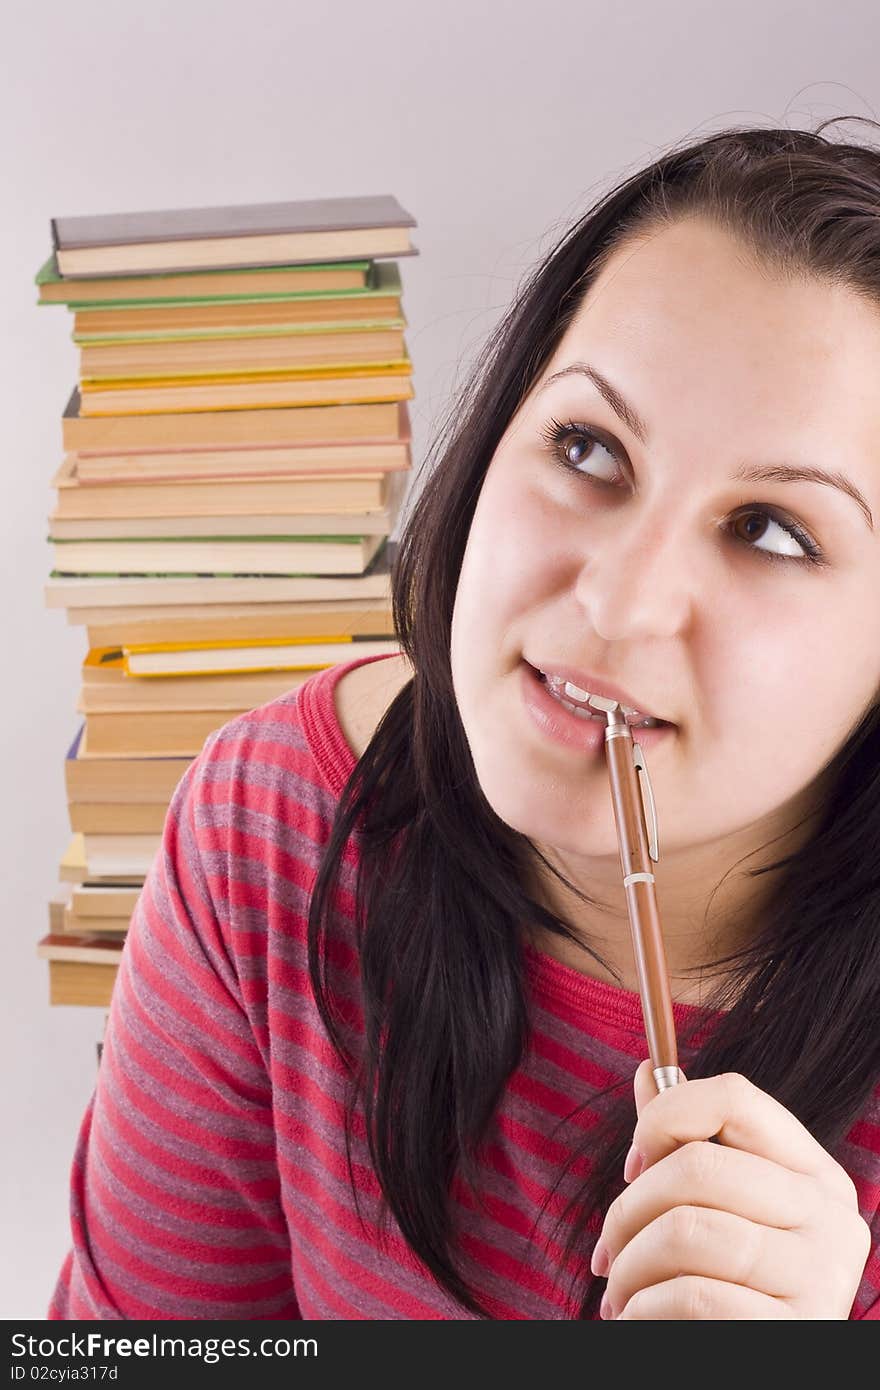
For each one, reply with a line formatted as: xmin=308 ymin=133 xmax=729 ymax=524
xmin=563 ymin=680 xmax=592 ymax=702
xmin=540 ymin=671 xmax=658 ymax=726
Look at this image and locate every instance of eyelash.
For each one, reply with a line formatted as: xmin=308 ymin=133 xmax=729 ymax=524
xmin=540 ymin=417 xmax=827 ymax=568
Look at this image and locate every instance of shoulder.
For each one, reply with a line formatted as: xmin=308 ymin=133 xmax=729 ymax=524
xmin=333 ymin=651 xmax=413 ymax=759
xmin=179 ymin=651 xmax=413 ymax=825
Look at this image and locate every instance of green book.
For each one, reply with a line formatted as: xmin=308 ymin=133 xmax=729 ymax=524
xmin=35 ymin=256 xmax=400 ymax=308
xmin=48 ymin=532 xmax=385 ymax=579
xmin=73 ymin=316 xmax=407 ymax=346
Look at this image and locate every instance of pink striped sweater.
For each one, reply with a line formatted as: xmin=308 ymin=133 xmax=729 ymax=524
xmin=50 ymin=653 xmax=880 ymax=1319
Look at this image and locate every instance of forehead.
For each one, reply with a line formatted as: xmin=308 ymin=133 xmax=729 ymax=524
xmin=551 ymin=217 xmax=880 ymax=403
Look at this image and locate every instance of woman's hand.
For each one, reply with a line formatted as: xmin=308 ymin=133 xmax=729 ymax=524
xmin=590 ymin=1062 xmax=871 ymax=1319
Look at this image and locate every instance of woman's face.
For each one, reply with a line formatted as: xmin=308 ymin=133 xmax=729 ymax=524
xmin=450 ymin=217 xmax=880 ymax=884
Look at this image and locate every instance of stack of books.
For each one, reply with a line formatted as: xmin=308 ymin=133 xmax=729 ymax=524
xmin=38 ymin=193 xmax=416 ymax=1007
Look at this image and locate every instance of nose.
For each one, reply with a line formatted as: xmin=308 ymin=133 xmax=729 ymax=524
xmin=574 ymin=500 xmax=697 ymax=642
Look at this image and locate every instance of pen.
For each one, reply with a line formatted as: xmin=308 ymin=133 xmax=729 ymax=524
xmin=587 ymin=693 xmax=682 ymax=1092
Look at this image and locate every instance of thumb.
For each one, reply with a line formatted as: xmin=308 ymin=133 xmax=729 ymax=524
xmin=633 ymin=1057 xmax=687 ymax=1119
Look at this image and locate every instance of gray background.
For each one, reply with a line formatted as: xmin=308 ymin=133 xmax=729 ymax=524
xmin=2 ymin=0 xmax=877 ymax=1319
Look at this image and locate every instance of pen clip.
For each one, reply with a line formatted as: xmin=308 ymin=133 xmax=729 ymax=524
xmin=632 ymin=742 xmax=660 ymax=863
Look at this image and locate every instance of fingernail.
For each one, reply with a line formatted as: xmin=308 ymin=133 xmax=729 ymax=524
xmin=591 ymin=1240 xmax=610 ymax=1277
xmin=600 ymin=1291 xmax=615 ymax=1319
xmin=623 ymin=1143 xmax=644 ymax=1183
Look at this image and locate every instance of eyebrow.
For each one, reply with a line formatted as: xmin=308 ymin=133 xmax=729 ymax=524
xmin=540 ymin=361 xmax=874 ymax=532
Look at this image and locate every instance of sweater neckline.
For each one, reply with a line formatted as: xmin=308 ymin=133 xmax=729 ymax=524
xmin=522 ymin=940 xmax=719 ymax=1036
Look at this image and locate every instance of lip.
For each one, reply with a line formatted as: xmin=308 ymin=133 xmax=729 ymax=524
xmin=524 ymin=658 xmax=673 ymax=726
xmin=520 ymin=660 xmax=675 ymax=753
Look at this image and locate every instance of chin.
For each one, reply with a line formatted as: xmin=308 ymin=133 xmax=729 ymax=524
xmin=467 ymin=748 xmax=614 ymax=852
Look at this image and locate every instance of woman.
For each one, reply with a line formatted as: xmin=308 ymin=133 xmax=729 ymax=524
xmin=51 ymin=122 xmax=880 ymax=1320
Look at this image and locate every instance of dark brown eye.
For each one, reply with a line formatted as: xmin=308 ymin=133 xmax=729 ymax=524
xmin=732 ymin=512 xmax=770 ymax=543
xmin=552 ymin=427 xmax=619 ymax=482
xmin=728 ymin=507 xmax=820 ymax=564
xmin=541 ymin=418 xmax=624 ymax=484
xmin=561 ymin=433 xmax=595 ymax=467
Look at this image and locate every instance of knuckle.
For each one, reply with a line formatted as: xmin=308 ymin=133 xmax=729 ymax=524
xmin=678 ymin=1138 xmax=722 ymax=1189
xmin=731 ymin=1215 xmax=766 ymax=1287
xmin=619 ymin=1286 xmax=648 ymax=1319
xmin=719 ymin=1070 xmax=753 ymax=1108
xmin=680 ymin=1276 xmax=718 ymax=1321
xmin=662 ymin=1203 xmax=704 ymax=1252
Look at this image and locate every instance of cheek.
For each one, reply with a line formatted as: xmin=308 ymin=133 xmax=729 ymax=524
xmin=702 ymin=584 xmax=877 ymax=739
xmin=693 ymin=601 xmax=873 ymax=821
xmin=450 ymin=473 xmax=545 ymax=764
xmin=455 ymin=466 xmax=562 ymax=627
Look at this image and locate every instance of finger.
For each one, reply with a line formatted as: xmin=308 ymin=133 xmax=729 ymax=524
xmin=603 ymin=1204 xmax=798 ymax=1316
xmin=633 ymin=1058 xmax=657 ymax=1119
xmin=633 ymin=1056 xmax=687 ymax=1120
xmin=612 ymin=1275 xmax=796 ymax=1320
xmin=597 ymin=1140 xmax=811 ymax=1273
xmin=630 ymin=1071 xmax=854 ymax=1201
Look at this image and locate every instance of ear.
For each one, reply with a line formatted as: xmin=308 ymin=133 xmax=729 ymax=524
xmin=633 ymin=1057 xmax=687 ymax=1119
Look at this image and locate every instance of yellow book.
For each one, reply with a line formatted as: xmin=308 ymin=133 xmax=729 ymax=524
xmin=120 ymin=634 xmax=401 ymax=677
xmin=79 ymin=327 xmax=407 ymax=378
xmin=80 ymin=357 xmax=411 ymax=388
xmin=79 ymin=364 xmax=414 ymax=416
xmin=80 ymin=647 xmax=311 ymax=708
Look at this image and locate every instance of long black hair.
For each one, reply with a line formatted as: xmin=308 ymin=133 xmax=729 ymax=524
xmin=307 ymin=120 xmax=880 ymax=1318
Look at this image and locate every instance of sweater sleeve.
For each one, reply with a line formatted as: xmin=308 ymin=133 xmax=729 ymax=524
xmin=49 ymin=731 xmax=300 ymax=1320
